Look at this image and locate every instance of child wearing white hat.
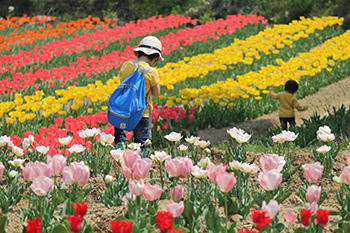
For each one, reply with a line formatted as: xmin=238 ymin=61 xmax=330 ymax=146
xmin=114 ymin=36 xmax=163 ymax=150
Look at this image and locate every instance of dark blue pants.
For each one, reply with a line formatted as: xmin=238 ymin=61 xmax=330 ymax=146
xmin=114 ymin=117 xmax=149 ymax=146
xmin=280 ymin=117 xmax=296 ymax=131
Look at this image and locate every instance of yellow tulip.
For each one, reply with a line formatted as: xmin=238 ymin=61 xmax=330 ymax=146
xmin=19 ymin=117 xmax=26 ymax=123
xmin=6 ymin=118 xmax=15 ymax=124
xmin=102 ymin=106 xmax=108 ymax=111
xmin=159 ymin=95 xmax=166 ymax=100
xmin=71 ymin=105 xmax=79 ymax=111
xmin=25 ymin=113 xmax=36 ymax=120
xmin=166 ymin=100 xmax=174 ymax=106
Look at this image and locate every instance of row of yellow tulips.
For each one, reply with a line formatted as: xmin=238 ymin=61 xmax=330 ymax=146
xmin=0 ymin=16 xmax=344 ymax=124
xmin=177 ymin=28 xmax=350 ymax=107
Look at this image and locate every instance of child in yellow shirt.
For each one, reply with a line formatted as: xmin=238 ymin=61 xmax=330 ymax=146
xmin=269 ymin=80 xmax=308 ymax=130
xmin=114 ymin=36 xmax=163 ymax=150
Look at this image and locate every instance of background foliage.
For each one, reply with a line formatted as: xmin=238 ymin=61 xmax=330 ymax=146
xmin=1 ymin=0 xmax=350 ymax=29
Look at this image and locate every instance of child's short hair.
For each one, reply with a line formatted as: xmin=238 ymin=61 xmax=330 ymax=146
xmin=136 ymin=51 xmax=159 ymax=61
xmin=285 ymin=80 xmax=299 ymax=93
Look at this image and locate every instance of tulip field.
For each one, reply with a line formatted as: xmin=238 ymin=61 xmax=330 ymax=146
xmin=1 ymin=13 xmax=350 ymax=233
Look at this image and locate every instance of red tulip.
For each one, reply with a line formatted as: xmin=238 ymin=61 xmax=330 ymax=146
xmin=315 ymin=209 xmax=332 ymax=227
xmin=143 ymin=183 xmax=163 ymax=201
xmin=251 ymin=209 xmax=273 ymax=230
xmin=180 ymin=109 xmax=187 ymax=117
xmin=110 ymin=219 xmax=133 ymax=233
xmin=188 ymin=115 xmax=195 ymax=121
xmin=216 ymin=172 xmax=236 ymax=192
xmin=155 ymin=211 xmax=174 ymax=233
xmin=189 ymin=107 xmax=196 ymax=114
xmin=66 ymin=215 xmax=83 ymax=233
xmin=300 ymin=208 xmax=313 ymax=226
xmin=72 ymin=202 xmax=88 ymax=218
xmin=25 ymin=217 xmax=42 ymax=233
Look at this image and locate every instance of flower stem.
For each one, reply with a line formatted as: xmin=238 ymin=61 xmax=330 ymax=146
xmin=214 ymin=184 xmax=218 ymax=208
xmin=159 ymin=162 xmax=164 ymax=189
xmin=224 ymin=192 xmax=228 ymax=232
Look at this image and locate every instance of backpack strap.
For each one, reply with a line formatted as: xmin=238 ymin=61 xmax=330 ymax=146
xmin=133 ymin=60 xmax=154 ymax=139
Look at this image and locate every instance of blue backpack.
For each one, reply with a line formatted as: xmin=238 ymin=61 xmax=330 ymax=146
xmin=108 ymin=60 xmax=152 ymax=131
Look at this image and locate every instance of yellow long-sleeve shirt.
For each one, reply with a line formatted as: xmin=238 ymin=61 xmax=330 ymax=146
xmin=269 ymin=87 xmax=307 ymax=117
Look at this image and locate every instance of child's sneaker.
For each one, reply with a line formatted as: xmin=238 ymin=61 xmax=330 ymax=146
xmin=115 ymin=142 xmax=126 ymax=150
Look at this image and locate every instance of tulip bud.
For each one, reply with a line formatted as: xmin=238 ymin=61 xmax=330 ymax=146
xmin=9 ymin=170 xmax=18 ymax=178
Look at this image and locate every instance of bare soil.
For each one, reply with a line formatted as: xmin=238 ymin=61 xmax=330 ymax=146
xmin=5 ymin=77 xmax=350 ymax=232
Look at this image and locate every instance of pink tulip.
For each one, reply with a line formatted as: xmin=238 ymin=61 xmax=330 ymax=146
xmin=260 ymin=154 xmax=282 ymax=171
xmin=347 ymin=153 xmax=350 ymax=166
xmin=123 ymin=149 xmax=141 ymax=169
xmin=179 ymin=156 xmax=193 ymax=178
xmin=207 ymin=164 xmax=226 ymax=184
xmin=167 ymin=200 xmax=184 ymax=217
xmin=305 ymin=202 xmax=318 ymax=215
xmin=165 ymin=157 xmax=183 ymax=177
xmin=121 ymin=162 xmax=132 ymax=179
xmin=284 ymin=211 xmax=297 ymax=223
xmin=30 ymin=175 xmax=54 ymax=196
xmin=23 ymin=161 xmax=53 ymax=181
xmin=122 ymin=193 xmax=136 ymax=207
xmin=261 ymin=200 xmax=281 ymax=219
xmin=62 ymin=161 xmax=90 ymax=186
xmin=216 ymin=172 xmax=236 ymax=193
xmin=47 ymin=154 xmax=66 ymax=175
xmin=258 ymin=170 xmax=282 ymax=191
xmin=129 ymin=179 xmax=145 ymax=196
xmin=0 ymin=162 xmax=4 ymax=179
xmin=170 ymin=185 xmax=184 ymax=201
xmin=143 ymin=183 xmax=163 ymax=201
xmin=303 ymin=162 xmax=323 ymax=183
xmin=306 ymin=185 xmax=321 ymax=204
xmin=133 ymin=158 xmax=152 ymax=180
xmin=342 ymin=166 xmax=350 ymax=185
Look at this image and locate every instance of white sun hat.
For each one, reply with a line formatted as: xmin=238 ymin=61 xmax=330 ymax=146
xmin=133 ymin=36 xmax=164 ymax=61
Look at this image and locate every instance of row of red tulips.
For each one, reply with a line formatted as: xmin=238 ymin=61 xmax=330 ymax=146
xmin=0 ymin=14 xmax=266 ymax=95
xmin=0 ymin=14 xmax=197 ymax=68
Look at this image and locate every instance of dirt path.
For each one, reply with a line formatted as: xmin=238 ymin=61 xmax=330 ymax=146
xmin=198 ymin=77 xmax=350 ymax=146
